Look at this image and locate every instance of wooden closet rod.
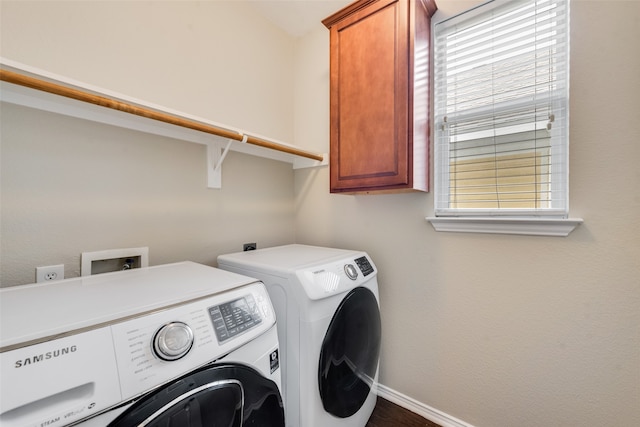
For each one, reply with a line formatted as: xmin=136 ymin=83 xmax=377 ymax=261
xmin=0 ymin=69 xmax=324 ymax=162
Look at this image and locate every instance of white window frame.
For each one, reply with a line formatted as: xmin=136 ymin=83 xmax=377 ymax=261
xmin=427 ymin=0 xmax=582 ymax=236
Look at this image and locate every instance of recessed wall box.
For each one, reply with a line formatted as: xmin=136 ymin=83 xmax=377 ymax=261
xmin=81 ymin=247 xmax=149 ymax=276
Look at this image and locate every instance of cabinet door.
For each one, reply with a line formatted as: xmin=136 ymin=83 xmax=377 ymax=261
xmin=324 ymin=0 xmax=434 ymax=194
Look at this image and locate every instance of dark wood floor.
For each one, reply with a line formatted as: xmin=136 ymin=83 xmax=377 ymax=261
xmin=366 ymin=397 xmax=441 ymax=427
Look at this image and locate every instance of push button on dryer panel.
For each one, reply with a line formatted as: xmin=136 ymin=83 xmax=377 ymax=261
xmin=344 ymin=264 xmax=358 ymax=280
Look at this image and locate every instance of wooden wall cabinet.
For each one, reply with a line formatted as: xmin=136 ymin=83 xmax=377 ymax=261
xmin=323 ymin=0 xmax=437 ymax=194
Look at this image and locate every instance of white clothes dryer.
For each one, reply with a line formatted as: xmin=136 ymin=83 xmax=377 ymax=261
xmin=218 ymin=244 xmax=381 ymax=427
xmin=0 ymin=262 xmax=284 ymax=427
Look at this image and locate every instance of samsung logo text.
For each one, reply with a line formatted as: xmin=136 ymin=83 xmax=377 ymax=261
xmin=14 ymin=345 xmax=77 ymax=368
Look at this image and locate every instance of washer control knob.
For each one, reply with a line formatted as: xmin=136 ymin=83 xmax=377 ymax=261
xmin=344 ymin=264 xmax=358 ymax=280
xmin=153 ymin=322 xmax=194 ymax=361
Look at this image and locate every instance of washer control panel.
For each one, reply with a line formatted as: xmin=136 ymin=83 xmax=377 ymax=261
xmin=208 ymin=294 xmax=263 ymax=343
xmin=111 ymin=281 xmax=274 ymax=401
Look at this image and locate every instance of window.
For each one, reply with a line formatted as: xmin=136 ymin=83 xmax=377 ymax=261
xmin=430 ymin=0 xmax=580 ymax=235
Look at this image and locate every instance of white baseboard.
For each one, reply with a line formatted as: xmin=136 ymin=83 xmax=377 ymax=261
xmin=376 ymin=384 xmax=476 ymax=427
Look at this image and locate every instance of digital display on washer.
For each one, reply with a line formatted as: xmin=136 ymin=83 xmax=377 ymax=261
xmin=355 ymin=256 xmax=374 ymax=276
xmin=208 ymin=294 xmax=262 ymax=343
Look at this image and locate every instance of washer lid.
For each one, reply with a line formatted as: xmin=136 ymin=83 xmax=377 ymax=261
xmin=0 ymin=262 xmax=259 ymax=349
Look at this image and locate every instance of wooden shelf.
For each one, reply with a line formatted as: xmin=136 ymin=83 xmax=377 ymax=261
xmin=0 ymin=59 xmax=327 ymax=188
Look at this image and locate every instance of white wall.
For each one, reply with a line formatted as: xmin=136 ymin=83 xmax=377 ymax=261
xmin=0 ymin=0 xmax=295 ymax=140
xmin=0 ymin=0 xmax=298 ymax=285
xmin=294 ymin=1 xmax=640 ymax=427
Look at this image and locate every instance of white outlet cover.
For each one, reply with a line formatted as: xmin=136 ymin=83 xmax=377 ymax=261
xmin=36 ymin=264 xmax=65 ymax=283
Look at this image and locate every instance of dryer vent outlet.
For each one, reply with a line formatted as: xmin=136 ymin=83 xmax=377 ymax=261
xmin=81 ymin=247 xmax=149 ymax=276
xmin=243 ymin=243 xmax=257 ymax=251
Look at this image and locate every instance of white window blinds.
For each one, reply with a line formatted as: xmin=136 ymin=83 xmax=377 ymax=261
xmin=434 ymin=0 xmax=569 ymax=217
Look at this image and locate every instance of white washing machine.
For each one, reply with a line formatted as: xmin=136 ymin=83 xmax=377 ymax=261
xmin=0 ymin=262 xmax=285 ymax=427
xmin=218 ymin=244 xmax=381 ymax=427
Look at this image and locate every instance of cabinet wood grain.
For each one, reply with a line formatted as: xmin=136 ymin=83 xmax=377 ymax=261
xmin=324 ymin=0 xmax=437 ymax=194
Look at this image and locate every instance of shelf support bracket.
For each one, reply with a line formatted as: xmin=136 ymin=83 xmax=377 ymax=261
xmin=207 ymin=135 xmax=247 ymax=189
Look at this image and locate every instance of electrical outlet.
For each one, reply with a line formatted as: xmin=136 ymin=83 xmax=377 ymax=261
xmin=243 ymin=243 xmax=257 ymax=251
xmin=36 ymin=264 xmax=65 ymax=283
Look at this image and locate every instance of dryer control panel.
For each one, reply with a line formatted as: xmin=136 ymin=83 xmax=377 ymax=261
xmin=296 ymin=254 xmax=377 ymax=301
xmin=354 ymin=256 xmax=374 ymax=276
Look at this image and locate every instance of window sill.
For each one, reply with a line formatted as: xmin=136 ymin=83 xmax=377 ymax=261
xmin=426 ymin=217 xmax=583 ymax=237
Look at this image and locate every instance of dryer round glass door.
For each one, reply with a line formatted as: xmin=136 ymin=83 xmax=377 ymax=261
xmin=108 ymin=363 xmax=285 ymax=427
xmin=318 ymin=286 xmax=381 ymax=418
